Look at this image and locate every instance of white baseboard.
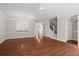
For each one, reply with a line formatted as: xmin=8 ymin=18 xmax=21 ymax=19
xmin=6 ymin=32 xmax=34 ymax=39
xmin=44 ymin=35 xmax=66 ymax=42
xmin=0 ymin=33 xmax=6 ymax=44
xmin=45 ymin=35 xmax=57 ymax=39
xmin=57 ymin=39 xmax=66 ymax=42
xmin=0 ymin=39 xmax=6 ymax=44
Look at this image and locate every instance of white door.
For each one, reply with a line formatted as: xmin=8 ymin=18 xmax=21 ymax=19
xmin=35 ymin=23 xmax=43 ymax=42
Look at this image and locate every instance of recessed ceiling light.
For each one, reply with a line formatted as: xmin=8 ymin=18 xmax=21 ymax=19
xmin=39 ymin=7 xmax=44 ymax=10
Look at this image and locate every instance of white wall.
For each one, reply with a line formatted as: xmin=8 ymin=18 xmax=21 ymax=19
xmin=41 ymin=16 xmax=69 ymax=42
xmin=43 ymin=16 xmax=67 ymax=42
xmin=6 ymin=18 xmax=56 ymax=39
xmin=0 ymin=10 xmax=6 ymax=43
xmin=44 ymin=20 xmax=57 ymax=39
xmin=78 ymin=16 xmax=79 ymax=45
xmin=64 ymin=16 xmax=72 ymax=42
xmin=57 ymin=16 xmax=66 ymax=42
xmin=71 ymin=15 xmax=78 ymax=41
xmin=57 ymin=15 xmax=76 ymax=42
xmin=6 ymin=18 xmax=35 ymax=39
xmin=65 ymin=15 xmax=78 ymax=42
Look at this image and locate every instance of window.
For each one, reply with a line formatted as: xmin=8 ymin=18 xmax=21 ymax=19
xmin=16 ymin=21 xmax=28 ymax=32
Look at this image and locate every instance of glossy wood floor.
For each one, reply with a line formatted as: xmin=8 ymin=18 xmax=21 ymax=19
xmin=0 ymin=37 xmax=79 ymax=56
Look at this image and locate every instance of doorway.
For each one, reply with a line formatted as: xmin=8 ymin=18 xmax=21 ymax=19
xmin=67 ymin=15 xmax=78 ymax=45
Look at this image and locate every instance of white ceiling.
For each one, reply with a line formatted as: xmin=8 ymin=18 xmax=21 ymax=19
xmin=0 ymin=3 xmax=79 ymax=21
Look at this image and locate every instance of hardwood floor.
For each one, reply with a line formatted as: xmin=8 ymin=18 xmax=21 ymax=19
xmin=0 ymin=37 xmax=79 ymax=56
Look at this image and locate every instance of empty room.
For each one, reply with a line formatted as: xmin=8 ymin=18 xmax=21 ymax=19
xmin=0 ymin=3 xmax=79 ymax=56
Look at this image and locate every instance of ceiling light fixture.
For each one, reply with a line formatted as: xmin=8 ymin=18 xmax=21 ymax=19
xmin=39 ymin=7 xmax=44 ymax=10
xmin=36 ymin=3 xmax=44 ymax=10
